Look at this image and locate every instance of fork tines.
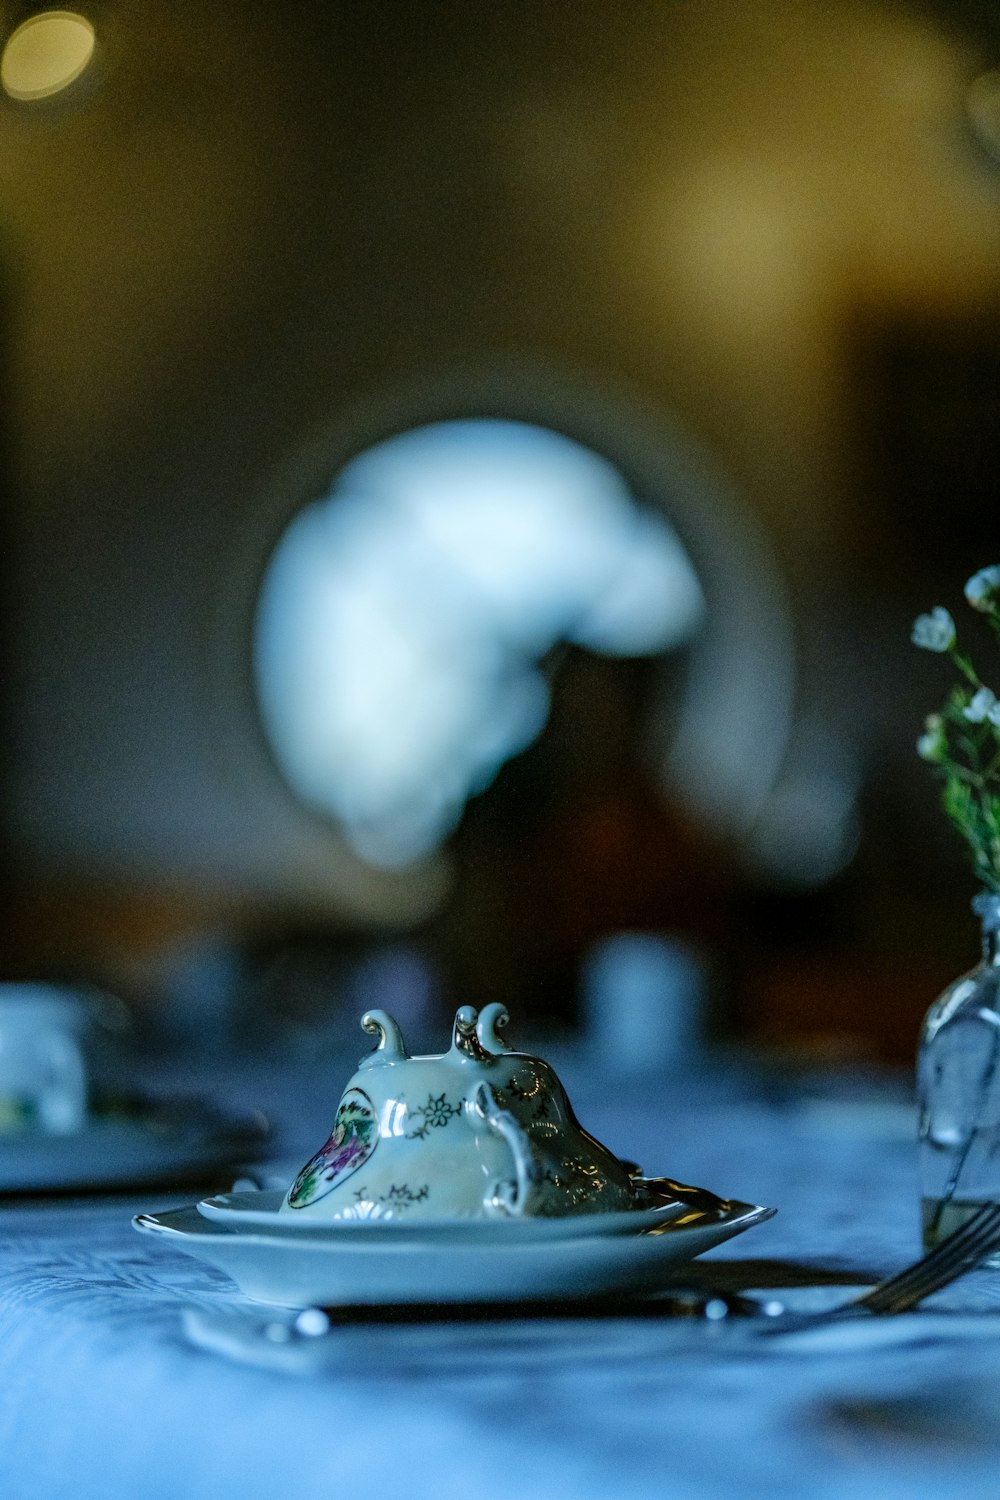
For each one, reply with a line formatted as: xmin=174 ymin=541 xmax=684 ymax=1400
xmin=859 ymin=1201 xmax=1000 ymax=1315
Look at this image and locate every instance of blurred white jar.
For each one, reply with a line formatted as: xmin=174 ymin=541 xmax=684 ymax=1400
xmin=0 ymin=986 xmax=88 ymax=1134
xmin=581 ymin=932 xmax=706 ymax=1077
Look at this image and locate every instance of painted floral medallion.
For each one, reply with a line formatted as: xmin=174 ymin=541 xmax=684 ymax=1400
xmin=286 ymin=1088 xmax=378 ymax=1209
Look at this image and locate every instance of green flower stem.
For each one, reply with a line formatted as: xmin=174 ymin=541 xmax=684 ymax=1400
xmin=949 ymin=647 xmax=983 ymax=689
xmin=948 ymin=764 xmax=988 ymax=790
xmin=914 ymin=577 xmax=1000 ymax=891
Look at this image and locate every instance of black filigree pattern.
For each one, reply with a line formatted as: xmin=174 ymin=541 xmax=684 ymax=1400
xmin=405 ymin=1092 xmax=463 ymax=1139
xmin=351 ymin=1182 xmax=430 ymax=1214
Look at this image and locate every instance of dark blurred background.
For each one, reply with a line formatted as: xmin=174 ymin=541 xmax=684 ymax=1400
xmin=2 ymin=0 xmax=1000 ymax=1070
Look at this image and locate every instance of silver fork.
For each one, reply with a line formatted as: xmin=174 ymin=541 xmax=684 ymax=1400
xmin=756 ymin=1201 xmax=1000 ymax=1334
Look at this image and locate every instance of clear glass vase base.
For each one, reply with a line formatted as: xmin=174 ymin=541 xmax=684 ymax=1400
xmin=922 ymin=1196 xmax=1000 ymax=1266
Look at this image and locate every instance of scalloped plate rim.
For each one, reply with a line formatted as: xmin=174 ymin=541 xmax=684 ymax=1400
xmin=132 ymin=1202 xmax=778 ymax=1308
xmin=195 ymin=1188 xmax=697 ymax=1239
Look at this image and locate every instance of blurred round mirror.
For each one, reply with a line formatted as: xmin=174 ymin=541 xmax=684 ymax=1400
xmin=967 ymin=69 xmax=1000 ymax=165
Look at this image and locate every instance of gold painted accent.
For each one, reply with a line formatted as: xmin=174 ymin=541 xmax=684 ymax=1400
xmin=453 ymin=1006 xmax=490 ymax=1060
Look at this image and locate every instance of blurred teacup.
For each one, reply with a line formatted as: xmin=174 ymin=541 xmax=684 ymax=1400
xmin=0 ymin=985 xmax=88 ymax=1134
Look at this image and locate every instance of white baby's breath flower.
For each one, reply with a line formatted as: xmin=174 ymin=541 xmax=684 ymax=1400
xmin=912 ymin=607 xmax=956 ymax=653
xmin=917 ymin=713 xmax=946 ymax=762
xmin=913 ymin=570 xmax=1000 ymax=885
xmin=965 ymin=566 xmax=1000 ymax=613
xmin=964 ymin=687 xmax=999 ymax=723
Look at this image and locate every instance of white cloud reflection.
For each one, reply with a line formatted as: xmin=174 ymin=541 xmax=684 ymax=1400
xmin=255 ymin=419 xmax=704 ymax=867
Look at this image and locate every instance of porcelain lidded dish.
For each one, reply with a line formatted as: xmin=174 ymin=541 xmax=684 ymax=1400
xmin=281 ymin=1004 xmax=640 ymax=1222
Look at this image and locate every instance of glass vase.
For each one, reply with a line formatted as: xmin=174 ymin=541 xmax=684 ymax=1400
xmin=918 ymin=891 xmax=1000 ymax=1255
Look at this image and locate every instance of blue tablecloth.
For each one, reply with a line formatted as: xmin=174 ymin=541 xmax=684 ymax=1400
xmin=3 ymin=1055 xmax=1000 ymax=1500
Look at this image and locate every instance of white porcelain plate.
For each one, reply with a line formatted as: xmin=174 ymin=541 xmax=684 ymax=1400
xmin=196 ymin=1189 xmax=690 ymax=1241
xmin=133 ymin=1200 xmax=776 ymax=1308
xmin=0 ymin=1110 xmax=267 ymax=1194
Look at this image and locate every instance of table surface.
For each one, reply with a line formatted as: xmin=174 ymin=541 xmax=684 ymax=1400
xmin=3 ymin=1049 xmax=1000 ymax=1500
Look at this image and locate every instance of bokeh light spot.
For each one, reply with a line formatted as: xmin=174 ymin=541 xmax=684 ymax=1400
xmin=1 ymin=11 xmax=95 ymax=102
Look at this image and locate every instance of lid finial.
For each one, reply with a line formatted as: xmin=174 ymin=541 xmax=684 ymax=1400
xmin=360 ymin=1009 xmax=408 ymax=1064
xmin=477 ymin=1002 xmax=512 ymax=1054
xmin=452 ymin=1005 xmax=490 ymax=1060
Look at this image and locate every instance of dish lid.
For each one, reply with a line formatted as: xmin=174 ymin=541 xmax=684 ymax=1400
xmin=281 ymin=1004 xmax=640 ymax=1222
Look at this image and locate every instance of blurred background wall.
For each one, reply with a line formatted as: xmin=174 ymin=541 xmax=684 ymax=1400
xmin=1 ymin=0 xmax=1000 ymax=1063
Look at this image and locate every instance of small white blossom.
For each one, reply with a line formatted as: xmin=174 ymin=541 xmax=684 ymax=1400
xmin=965 ymin=565 xmax=1000 ymax=613
xmin=917 ymin=713 xmax=946 ymax=761
xmin=911 ymin=607 xmax=955 ymax=653
xmin=964 ymin=687 xmax=999 ymax=723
